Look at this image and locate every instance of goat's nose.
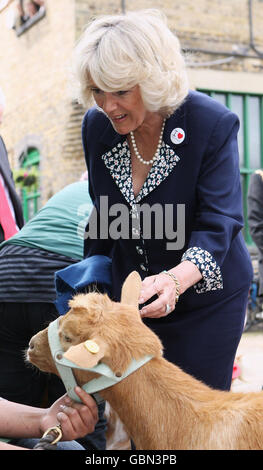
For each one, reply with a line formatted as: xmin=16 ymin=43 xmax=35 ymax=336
xmin=29 ymin=338 xmax=35 ymax=350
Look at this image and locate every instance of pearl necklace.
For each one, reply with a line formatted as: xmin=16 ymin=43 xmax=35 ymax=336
xmin=130 ymin=120 xmax=166 ymax=166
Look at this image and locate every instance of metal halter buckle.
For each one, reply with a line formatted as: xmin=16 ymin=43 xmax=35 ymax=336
xmin=42 ymin=425 xmax=63 ymax=445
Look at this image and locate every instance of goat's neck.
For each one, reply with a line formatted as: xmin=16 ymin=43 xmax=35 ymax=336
xmin=75 ymin=354 xmax=263 ymax=450
xmin=98 ymin=356 xmax=210 ymax=450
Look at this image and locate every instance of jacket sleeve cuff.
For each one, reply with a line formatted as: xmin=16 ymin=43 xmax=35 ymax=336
xmin=181 ymin=246 xmax=223 ymax=293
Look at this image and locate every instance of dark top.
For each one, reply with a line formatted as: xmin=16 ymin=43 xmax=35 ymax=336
xmin=248 ymin=170 xmax=263 ymax=295
xmin=82 ymin=90 xmax=253 ymax=311
xmin=0 ymin=244 xmax=76 ymax=302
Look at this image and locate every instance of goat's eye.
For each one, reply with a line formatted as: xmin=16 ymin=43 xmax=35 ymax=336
xmin=63 ymin=334 xmax=72 ymax=343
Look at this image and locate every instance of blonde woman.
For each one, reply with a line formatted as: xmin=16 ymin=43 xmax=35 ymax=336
xmin=73 ymin=10 xmax=252 ymax=392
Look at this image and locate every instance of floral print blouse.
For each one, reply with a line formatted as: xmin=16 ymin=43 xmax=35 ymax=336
xmin=102 ymin=139 xmax=223 ymax=293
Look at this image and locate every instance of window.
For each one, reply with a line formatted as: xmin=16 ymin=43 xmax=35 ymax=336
xmin=198 ymin=90 xmax=263 ymax=245
xmin=13 ymin=0 xmax=46 ymax=36
xmin=18 ymin=148 xmax=40 ymax=221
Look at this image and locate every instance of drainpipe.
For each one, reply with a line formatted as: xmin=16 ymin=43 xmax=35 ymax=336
xmin=121 ymin=0 xmax=126 ymax=14
xmin=248 ymin=0 xmax=263 ymax=58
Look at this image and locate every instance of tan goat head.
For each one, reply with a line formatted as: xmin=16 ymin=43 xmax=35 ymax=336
xmin=28 ymin=271 xmax=163 ymax=381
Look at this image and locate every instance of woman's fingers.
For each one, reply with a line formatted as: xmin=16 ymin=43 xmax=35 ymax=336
xmin=139 ymin=273 xmax=176 ymax=318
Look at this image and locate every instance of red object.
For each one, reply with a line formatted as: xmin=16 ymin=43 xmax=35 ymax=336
xmin=0 ymin=178 xmax=18 ymax=240
xmin=232 ymin=362 xmax=241 ymax=380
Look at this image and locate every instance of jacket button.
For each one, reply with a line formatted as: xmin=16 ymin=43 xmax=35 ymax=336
xmin=130 ymin=206 xmax=138 ymax=218
xmin=136 ymin=246 xmax=143 ymax=255
xmin=140 ymin=264 xmax=147 ymax=271
xmin=132 ymin=228 xmax=140 ymax=237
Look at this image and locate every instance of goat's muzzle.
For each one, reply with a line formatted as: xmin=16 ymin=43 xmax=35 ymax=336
xmin=27 ymin=329 xmax=57 ymax=375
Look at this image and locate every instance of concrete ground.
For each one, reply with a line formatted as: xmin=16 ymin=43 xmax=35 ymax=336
xmin=232 ymin=326 xmax=263 ymax=392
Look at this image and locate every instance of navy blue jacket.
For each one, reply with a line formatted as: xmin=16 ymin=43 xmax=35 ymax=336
xmin=82 ymin=91 xmax=253 ymax=313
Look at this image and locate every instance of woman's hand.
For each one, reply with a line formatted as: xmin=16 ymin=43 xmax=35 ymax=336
xmin=39 ymin=387 xmax=98 ymax=441
xmin=139 ymin=261 xmax=202 ymax=318
xmin=139 ymin=272 xmax=178 ymax=318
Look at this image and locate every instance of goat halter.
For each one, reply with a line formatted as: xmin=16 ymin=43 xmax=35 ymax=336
xmin=47 ymin=318 xmax=153 ymax=404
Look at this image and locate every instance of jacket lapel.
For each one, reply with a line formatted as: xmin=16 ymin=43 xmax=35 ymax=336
xmin=101 ymin=140 xmax=135 ymax=206
xmin=99 ymin=97 xmax=189 ymax=205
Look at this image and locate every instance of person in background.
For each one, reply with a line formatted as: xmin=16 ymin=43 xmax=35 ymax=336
xmin=74 ymin=9 xmax=253 ymax=393
xmin=248 ymin=169 xmax=263 ymax=299
xmin=0 ymin=387 xmax=97 ymax=450
xmin=24 ymin=0 xmax=45 ymax=18
xmin=15 ymin=0 xmax=45 ymax=26
xmin=0 ymin=179 xmax=106 ymax=450
xmin=0 ymin=87 xmax=24 ymax=242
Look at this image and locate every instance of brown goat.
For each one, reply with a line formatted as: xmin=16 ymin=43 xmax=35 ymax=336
xmin=28 ymin=271 xmax=263 ymax=450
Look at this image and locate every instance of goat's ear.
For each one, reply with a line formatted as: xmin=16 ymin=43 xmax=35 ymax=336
xmin=63 ymin=338 xmax=107 ymax=369
xmin=69 ymin=294 xmax=104 ymax=324
xmin=121 ymin=271 xmax=141 ymax=307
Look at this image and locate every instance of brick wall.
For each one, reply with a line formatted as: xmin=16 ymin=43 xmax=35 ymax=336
xmin=81 ymin=0 xmax=263 ymax=73
xmin=0 ymin=0 xmax=83 ymax=203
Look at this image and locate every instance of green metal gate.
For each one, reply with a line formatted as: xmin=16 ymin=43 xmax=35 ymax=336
xmin=198 ymin=90 xmax=263 ymax=245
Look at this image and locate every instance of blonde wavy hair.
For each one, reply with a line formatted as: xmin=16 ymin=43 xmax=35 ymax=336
xmin=72 ymin=9 xmax=189 ymax=117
